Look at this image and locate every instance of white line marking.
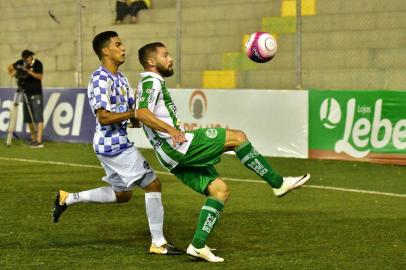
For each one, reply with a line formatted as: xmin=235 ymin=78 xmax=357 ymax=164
xmin=1 ymin=157 xmax=405 ymax=198
xmin=219 ymin=176 xmax=406 ymax=198
xmin=0 ymin=157 xmax=101 ymax=169
xmin=302 ymin=184 xmax=406 ymax=198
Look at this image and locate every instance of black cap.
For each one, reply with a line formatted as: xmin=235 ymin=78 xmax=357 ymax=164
xmin=21 ymin=49 xmax=35 ymax=59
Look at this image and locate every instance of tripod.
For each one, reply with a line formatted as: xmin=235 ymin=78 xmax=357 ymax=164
xmin=6 ymin=85 xmax=37 ymax=146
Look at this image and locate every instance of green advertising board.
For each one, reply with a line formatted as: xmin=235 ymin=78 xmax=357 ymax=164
xmin=309 ymin=90 xmax=406 ymax=165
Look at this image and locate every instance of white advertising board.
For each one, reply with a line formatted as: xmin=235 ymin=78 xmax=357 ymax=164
xmin=128 ymin=89 xmax=308 ymax=158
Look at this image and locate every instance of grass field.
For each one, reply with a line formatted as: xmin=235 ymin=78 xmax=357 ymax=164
xmin=0 ymin=140 xmax=405 ymax=270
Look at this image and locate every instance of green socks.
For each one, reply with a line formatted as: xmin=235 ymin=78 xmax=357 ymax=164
xmin=191 ymin=197 xmax=224 ymax=249
xmin=190 ymin=141 xmax=282 ymax=248
xmin=235 ymin=141 xmax=283 ymax=188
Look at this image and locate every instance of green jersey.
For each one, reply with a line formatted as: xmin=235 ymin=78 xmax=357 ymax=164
xmin=136 ymin=72 xmax=194 ymax=170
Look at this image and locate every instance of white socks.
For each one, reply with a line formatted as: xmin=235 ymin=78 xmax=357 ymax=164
xmin=65 ymin=186 xmax=117 ymax=206
xmin=64 ymin=188 xmax=166 ymax=247
xmin=145 ymin=192 xmax=166 ymax=247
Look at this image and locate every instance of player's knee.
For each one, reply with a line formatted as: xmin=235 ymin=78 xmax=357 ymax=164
xmin=239 ymin=130 xmax=248 ymax=142
xmin=234 ymin=130 xmax=248 ymax=145
xmin=216 ymin=189 xmax=230 ymax=202
xmin=207 ymin=179 xmax=230 ymax=202
xmin=115 ymin=191 xmax=132 ymax=203
xmin=143 ymin=177 xmax=162 ymax=192
xmin=226 ymin=129 xmax=248 ymax=147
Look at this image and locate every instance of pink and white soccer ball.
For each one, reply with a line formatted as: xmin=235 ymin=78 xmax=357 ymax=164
xmin=245 ymin=32 xmax=277 ymax=63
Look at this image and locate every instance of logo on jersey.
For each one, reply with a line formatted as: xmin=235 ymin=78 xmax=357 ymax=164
xmin=169 ymin=104 xmax=177 ymax=114
xmin=118 ymin=105 xmax=126 ymax=112
xmin=189 ymin=90 xmax=207 ymax=119
xmin=146 ymin=88 xmax=155 ymax=104
xmin=205 ymin=128 xmax=218 ymax=138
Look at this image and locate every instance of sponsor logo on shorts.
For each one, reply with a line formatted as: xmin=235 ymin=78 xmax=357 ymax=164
xmin=205 ymin=128 xmax=218 ymax=138
xmin=153 ymin=139 xmax=163 ymax=149
xmin=143 ymin=161 xmax=151 ymax=170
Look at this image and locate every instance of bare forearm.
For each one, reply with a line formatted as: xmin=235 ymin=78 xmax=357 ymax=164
xmin=97 ymin=109 xmax=134 ymax=125
xmin=136 ymin=108 xmax=174 ymax=133
xmin=27 ymin=70 xmax=43 ymax=80
xmin=137 ymin=108 xmax=187 ymax=146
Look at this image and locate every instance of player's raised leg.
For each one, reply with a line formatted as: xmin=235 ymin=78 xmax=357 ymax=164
xmin=225 ymin=129 xmax=310 ymax=197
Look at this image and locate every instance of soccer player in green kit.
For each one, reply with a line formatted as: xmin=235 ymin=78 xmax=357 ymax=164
xmin=135 ymin=42 xmax=310 ymax=263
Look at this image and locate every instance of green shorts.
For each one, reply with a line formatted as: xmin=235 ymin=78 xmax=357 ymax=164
xmin=171 ymin=128 xmax=226 ymax=194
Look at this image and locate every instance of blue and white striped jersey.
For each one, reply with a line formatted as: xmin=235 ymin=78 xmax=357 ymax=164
xmin=87 ymin=66 xmax=135 ymax=156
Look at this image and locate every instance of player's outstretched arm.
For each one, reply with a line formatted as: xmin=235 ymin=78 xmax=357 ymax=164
xmin=96 ymin=108 xmax=135 ymax=125
xmin=25 ymin=68 xmax=43 ymax=80
xmin=136 ymin=108 xmax=186 ymax=145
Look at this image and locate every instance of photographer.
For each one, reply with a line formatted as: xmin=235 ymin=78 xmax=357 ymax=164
xmin=7 ymin=50 xmax=44 ymax=148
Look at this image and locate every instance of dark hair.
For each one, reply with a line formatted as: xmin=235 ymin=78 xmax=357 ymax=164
xmin=21 ymin=49 xmax=34 ymax=59
xmin=138 ymin=42 xmax=166 ymax=68
xmin=92 ymin=31 xmax=118 ymax=60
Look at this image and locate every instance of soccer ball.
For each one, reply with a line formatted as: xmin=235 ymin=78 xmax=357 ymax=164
xmin=245 ymin=32 xmax=277 ymax=63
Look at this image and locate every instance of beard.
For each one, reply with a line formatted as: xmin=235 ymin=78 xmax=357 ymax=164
xmin=157 ymin=63 xmax=174 ymax=77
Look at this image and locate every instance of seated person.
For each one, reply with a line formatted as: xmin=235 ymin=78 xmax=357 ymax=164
xmin=115 ymin=0 xmax=130 ymax=24
xmin=128 ymin=0 xmax=149 ymax=24
xmin=115 ymin=0 xmax=148 ymax=24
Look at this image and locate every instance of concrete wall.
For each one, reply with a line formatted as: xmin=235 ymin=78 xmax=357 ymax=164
xmin=0 ymin=0 xmax=405 ymax=90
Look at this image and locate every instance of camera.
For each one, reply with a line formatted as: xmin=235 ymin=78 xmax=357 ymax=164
xmin=14 ymin=64 xmax=28 ymax=81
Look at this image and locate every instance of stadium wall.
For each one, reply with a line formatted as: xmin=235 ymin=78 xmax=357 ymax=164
xmin=0 ymin=0 xmax=405 ymax=90
xmin=0 ymin=88 xmax=405 ymax=164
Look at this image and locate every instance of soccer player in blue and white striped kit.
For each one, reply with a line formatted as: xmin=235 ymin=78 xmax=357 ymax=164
xmin=52 ymin=31 xmax=182 ymax=255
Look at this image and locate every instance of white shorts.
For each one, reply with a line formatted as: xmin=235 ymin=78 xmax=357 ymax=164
xmin=97 ymin=147 xmax=156 ymax=192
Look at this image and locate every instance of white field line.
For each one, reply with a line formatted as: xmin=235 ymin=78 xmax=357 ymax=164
xmin=0 ymin=157 xmax=101 ymax=169
xmin=1 ymin=157 xmax=405 ymax=198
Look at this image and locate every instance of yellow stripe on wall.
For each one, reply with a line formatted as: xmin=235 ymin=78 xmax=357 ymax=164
xmin=202 ymin=70 xmax=236 ymax=89
xmin=281 ymin=0 xmax=316 ymax=17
